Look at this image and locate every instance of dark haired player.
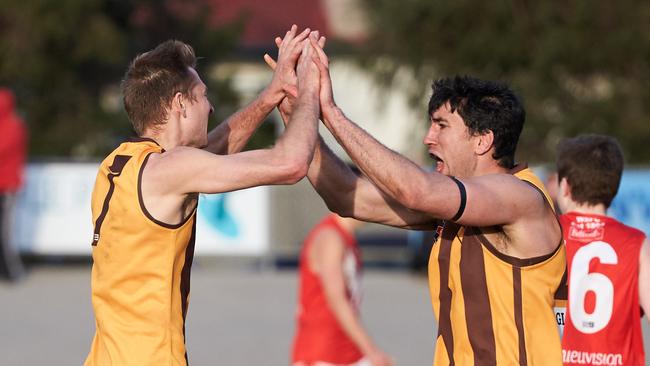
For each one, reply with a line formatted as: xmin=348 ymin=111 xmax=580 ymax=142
xmin=268 ymin=36 xmax=565 ymax=363
xmin=556 ymin=134 xmax=649 ymax=366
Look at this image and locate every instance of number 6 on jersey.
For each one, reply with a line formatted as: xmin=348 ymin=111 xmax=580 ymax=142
xmin=568 ymin=241 xmax=617 ymax=334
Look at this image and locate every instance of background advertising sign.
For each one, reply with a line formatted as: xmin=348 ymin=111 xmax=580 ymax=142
xmin=194 ymin=188 xmax=270 ymax=255
xmin=610 ymin=169 xmax=650 ymax=236
xmin=14 ymin=163 xmax=97 ymax=255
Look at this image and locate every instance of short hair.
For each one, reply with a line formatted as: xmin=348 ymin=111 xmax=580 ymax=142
xmin=428 ymin=75 xmax=525 ymax=168
xmin=122 ymin=40 xmax=198 ymax=135
xmin=556 ymin=134 xmax=624 ymax=208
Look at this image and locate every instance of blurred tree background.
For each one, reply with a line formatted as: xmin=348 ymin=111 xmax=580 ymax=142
xmin=0 ymin=0 xmax=245 ymax=158
xmin=359 ymin=0 xmax=650 ymax=163
xmin=1 ymin=0 xmax=649 ymax=162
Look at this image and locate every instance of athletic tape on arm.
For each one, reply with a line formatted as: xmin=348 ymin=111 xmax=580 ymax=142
xmin=450 ymin=176 xmax=466 ymax=222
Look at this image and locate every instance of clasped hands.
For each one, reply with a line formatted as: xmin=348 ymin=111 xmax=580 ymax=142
xmin=263 ymin=24 xmax=337 ymax=124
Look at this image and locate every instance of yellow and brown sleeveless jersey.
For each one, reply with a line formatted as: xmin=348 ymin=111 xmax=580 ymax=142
xmin=85 ymin=138 xmax=196 ymax=366
xmin=428 ymin=166 xmax=566 ymax=366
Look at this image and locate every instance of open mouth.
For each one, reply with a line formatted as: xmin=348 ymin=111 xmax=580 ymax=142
xmin=429 ymin=153 xmax=445 ymax=173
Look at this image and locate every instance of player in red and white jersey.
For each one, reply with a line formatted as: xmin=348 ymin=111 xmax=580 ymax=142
xmin=556 ymin=134 xmax=650 ymax=366
xmin=292 ymin=213 xmax=392 ymax=366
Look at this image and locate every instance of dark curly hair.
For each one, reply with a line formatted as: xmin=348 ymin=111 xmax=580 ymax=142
xmin=428 ymin=75 xmax=525 ymax=168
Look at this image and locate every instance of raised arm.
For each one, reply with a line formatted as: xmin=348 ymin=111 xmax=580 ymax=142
xmin=145 ymin=36 xmax=322 ymax=195
xmin=204 ymin=25 xmax=310 ymax=155
xmin=309 ymin=37 xmax=550 ymax=230
xmin=265 ymin=38 xmax=437 ymax=230
xmin=307 ymin=137 xmax=438 ymax=229
xmin=309 ymin=228 xmax=393 ymax=366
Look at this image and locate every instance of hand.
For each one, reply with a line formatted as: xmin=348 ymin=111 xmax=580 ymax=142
xmin=265 ymin=33 xmax=326 ymax=120
xmin=296 ymin=32 xmax=321 ymax=94
xmin=308 ymin=35 xmax=338 ymax=122
xmin=264 ymin=25 xmax=311 ymax=103
xmin=366 ymin=348 xmax=394 ymax=366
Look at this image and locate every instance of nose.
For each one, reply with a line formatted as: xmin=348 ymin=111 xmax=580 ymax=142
xmin=209 ymin=102 xmax=214 ymax=115
xmin=423 ymin=123 xmax=439 ymax=146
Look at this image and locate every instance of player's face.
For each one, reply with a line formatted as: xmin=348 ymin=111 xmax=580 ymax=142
xmin=184 ymin=68 xmax=214 ymax=148
xmin=423 ymin=102 xmax=477 ymax=178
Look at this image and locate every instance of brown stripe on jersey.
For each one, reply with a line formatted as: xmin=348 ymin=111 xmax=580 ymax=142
xmin=476 ymin=231 xmax=561 ymax=267
xmin=92 ymin=154 xmax=132 ymax=246
xmin=512 ymin=267 xmax=527 ymax=366
xmin=473 ymin=177 xmax=563 ymax=266
xmin=182 ymin=218 xmax=197 ymax=365
xmin=437 ymin=222 xmax=461 ymax=365
xmin=475 ymin=178 xmax=564 ymax=267
xmin=181 ymin=218 xmax=196 ymax=321
xmin=554 ymin=268 xmax=568 ymax=301
xmin=460 ymin=228 xmax=497 ymax=365
xmin=137 ymin=152 xmax=194 ymax=229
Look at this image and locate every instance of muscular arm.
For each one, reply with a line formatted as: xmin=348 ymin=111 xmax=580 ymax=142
xmin=265 ymin=36 xmax=429 ymax=228
xmin=274 ymin=91 xmax=436 ymax=229
xmin=310 ymin=229 xmax=391 ymax=365
xmin=316 ymin=101 xmax=559 ymax=260
xmin=310 ymin=38 xmax=550 ymax=229
xmin=639 ymin=239 xmax=650 ymax=323
xmin=270 ymin=68 xmax=436 ymax=228
xmin=318 ymin=107 xmax=460 ymax=220
xmin=307 ymin=135 xmax=437 ymax=229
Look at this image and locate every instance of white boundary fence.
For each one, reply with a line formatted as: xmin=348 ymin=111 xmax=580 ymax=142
xmin=10 ymin=163 xmax=650 ymax=256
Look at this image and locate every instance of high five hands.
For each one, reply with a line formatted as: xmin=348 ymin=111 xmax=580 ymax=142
xmin=264 ymin=25 xmax=332 ymax=122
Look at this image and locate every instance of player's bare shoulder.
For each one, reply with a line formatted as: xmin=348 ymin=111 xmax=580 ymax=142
xmin=467 ymin=171 xmax=560 ymax=257
xmin=141 ymin=146 xmax=204 ymax=195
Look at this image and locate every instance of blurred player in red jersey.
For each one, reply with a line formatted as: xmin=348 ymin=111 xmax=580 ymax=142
xmin=556 ymin=134 xmax=650 ymax=366
xmin=0 ymin=87 xmax=26 ymax=282
xmin=292 ymin=213 xmax=392 ymax=366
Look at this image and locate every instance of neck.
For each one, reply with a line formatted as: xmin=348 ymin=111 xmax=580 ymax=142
xmin=142 ymin=121 xmax=182 ymax=151
xmin=473 ymin=158 xmax=511 ymax=177
xmin=565 ymin=202 xmax=608 ymax=216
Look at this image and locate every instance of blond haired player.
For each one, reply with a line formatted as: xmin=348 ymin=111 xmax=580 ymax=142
xmin=85 ymin=27 xmax=322 ymax=366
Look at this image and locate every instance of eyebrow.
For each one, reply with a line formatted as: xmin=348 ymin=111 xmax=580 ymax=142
xmin=431 ymin=116 xmax=448 ymax=123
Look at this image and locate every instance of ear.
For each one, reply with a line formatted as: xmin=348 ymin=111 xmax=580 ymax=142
xmin=474 ymin=130 xmax=494 ymax=156
xmin=559 ymin=177 xmax=572 ymax=199
xmin=172 ymin=91 xmax=186 ymax=118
